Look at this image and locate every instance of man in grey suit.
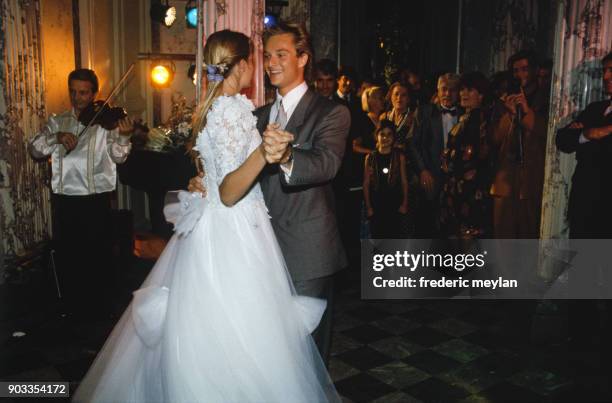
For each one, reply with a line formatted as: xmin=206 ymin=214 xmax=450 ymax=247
xmin=190 ymin=22 xmax=350 ymax=364
xmin=411 ymin=73 xmax=461 ymax=237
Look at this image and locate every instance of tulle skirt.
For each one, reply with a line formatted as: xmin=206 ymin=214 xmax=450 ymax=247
xmin=73 ymin=198 xmax=339 ymax=403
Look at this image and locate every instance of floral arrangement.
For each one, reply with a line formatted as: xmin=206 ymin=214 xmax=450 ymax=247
xmin=143 ymin=93 xmax=194 ymax=153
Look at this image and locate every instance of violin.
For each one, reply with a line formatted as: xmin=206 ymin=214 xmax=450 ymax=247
xmin=78 ymin=100 xmax=128 ymax=131
xmin=73 ymin=63 xmax=136 ymax=139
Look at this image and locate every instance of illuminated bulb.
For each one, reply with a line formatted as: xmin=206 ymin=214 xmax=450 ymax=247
xmin=151 ymin=65 xmax=172 ymax=87
xmin=382 ymin=167 xmax=389 ymax=174
xmin=164 ymin=6 xmax=177 ymax=27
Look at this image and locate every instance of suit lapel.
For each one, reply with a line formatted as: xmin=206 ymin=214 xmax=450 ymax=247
xmin=432 ymin=105 xmax=444 ymax=147
xmin=285 ymin=90 xmax=316 ymax=142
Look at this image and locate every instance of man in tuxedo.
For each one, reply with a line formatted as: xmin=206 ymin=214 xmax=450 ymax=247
xmin=190 ymin=22 xmax=350 ymax=364
xmin=556 ymin=53 xmax=612 ymax=380
xmin=411 ymin=73 xmax=461 ymax=237
xmin=556 ymin=51 xmax=612 ymax=238
xmin=333 ymin=66 xmax=356 ymax=107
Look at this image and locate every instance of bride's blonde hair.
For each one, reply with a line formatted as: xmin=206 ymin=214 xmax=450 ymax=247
xmin=190 ymin=30 xmax=252 ymax=156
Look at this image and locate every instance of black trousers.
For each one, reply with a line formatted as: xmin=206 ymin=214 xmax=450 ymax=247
xmin=53 ymin=192 xmax=114 ymax=315
xmin=293 ymin=275 xmax=335 ymax=367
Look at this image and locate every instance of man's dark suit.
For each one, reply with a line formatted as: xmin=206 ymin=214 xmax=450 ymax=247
xmin=255 ymin=88 xmax=350 ymax=363
xmin=412 ymin=103 xmax=450 ymax=185
xmin=556 ymin=99 xmax=612 ymax=238
xmin=411 ymin=103 xmax=460 ymax=236
xmin=556 ymin=99 xmax=612 ymax=367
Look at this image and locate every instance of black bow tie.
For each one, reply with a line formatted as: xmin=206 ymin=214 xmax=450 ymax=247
xmin=441 ymin=107 xmax=457 ymax=116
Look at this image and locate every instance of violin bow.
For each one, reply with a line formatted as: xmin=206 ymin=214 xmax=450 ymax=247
xmin=75 ymin=63 xmax=136 ymax=139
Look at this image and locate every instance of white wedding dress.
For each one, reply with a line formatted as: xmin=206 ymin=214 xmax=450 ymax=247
xmin=73 ymin=94 xmax=340 ymax=403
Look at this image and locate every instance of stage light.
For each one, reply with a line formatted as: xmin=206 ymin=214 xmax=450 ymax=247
xmin=264 ymin=14 xmax=279 ymax=28
xmin=150 ymin=1 xmax=177 ymax=28
xmin=186 ymin=1 xmax=197 ymax=28
xmin=151 ymin=63 xmax=175 ymax=88
xmin=265 ymin=0 xmax=287 ymax=28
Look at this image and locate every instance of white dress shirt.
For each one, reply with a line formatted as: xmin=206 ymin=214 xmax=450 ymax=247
xmin=29 ymin=109 xmax=131 ymax=195
xmin=270 ymin=81 xmax=308 ymax=125
xmin=269 ymin=81 xmax=308 ymax=178
xmin=440 ymin=107 xmax=458 ymax=148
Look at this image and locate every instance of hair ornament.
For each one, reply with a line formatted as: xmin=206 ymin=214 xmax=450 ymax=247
xmin=205 ymin=63 xmax=228 ymax=82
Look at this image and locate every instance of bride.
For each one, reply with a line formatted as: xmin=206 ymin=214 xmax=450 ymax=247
xmin=73 ymin=30 xmax=340 ymax=403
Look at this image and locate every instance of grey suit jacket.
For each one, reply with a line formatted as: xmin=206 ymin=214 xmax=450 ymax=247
xmin=255 ymin=89 xmax=350 ymax=281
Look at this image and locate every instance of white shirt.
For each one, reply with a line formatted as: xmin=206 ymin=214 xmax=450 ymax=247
xmin=440 ymin=107 xmax=458 ymax=148
xmin=29 ymin=109 xmax=131 ymax=195
xmin=269 ymin=82 xmax=308 ymax=178
xmin=270 ymin=81 xmax=308 ymax=125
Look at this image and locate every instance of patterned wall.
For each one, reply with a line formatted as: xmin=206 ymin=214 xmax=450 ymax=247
xmin=461 ymin=0 xmax=555 ymax=75
xmin=199 ymin=0 xmax=265 ymax=106
xmin=540 ymin=0 xmax=612 ymax=239
xmin=0 ymin=0 xmax=52 ymax=279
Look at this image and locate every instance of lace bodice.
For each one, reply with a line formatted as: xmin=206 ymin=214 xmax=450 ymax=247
xmin=194 ymin=94 xmax=264 ymax=206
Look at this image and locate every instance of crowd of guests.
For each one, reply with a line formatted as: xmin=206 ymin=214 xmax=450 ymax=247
xmin=315 ymin=50 xmax=556 ymax=241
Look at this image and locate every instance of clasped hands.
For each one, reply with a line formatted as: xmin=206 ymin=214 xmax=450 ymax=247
xmin=187 ymin=124 xmax=295 ymax=196
xmin=501 ymin=91 xmax=531 ymax=115
xmin=260 ymin=123 xmax=294 ymax=164
xmin=57 ymin=117 xmax=135 ymax=151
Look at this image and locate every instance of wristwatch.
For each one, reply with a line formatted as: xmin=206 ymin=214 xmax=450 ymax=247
xmin=283 ymin=144 xmax=294 ymax=165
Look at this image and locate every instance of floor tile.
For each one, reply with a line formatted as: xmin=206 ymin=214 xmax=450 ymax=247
xmin=403 ymin=350 xmax=462 ymax=375
xmin=428 ymin=317 xmax=478 ymax=337
xmin=342 ymin=324 xmax=394 ymax=345
xmin=368 ymin=361 xmax=430 ymax=389
xmin=335 ymin=373 xmax=397 ymax=403
xmin=371 ymin=316 xmax=421 ymax=335
xmin=329 ymin=357 xmax=361 ymax=382
xmin=438 ymin=362 xmax=503 ymax=394
xmin=432 ymin=338 xmax=489 ymax=363
xmin=402 ymin=327 xmax=454 ymax=347
xmin=336 ymin=347 xmax=395 ymax=372
xmin=406 ymin=377 xmax=471 ymax=403
xmin=477 ymin=381 xmax=543 ymax=403
xmin=369 ymin=336 xmax=424 ymax=360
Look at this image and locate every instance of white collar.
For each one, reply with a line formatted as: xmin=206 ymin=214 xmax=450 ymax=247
xmin=275 ymin=81 xmax=308 ymax=121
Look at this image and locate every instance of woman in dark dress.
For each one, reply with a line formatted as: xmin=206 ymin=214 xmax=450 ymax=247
xmin=364 ymin=120 xmax=409 ymax=238
xmin=440 ymin=72 xmax=493 ymax=239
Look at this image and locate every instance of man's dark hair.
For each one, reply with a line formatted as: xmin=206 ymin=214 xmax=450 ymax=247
xmin=539 ymin=58 xmax=553 ymax=70
xmin=507 ymin=50 xmax=538 ymax=72
xmin=602 ymin=51 xmax=612 ymax=65
xmin=315 ymin=59 xmax=338 ymax=79
xmin=338 ymin=65 xmax=356 ymax=81
xmin=68 ymin=69 xmax=99 ymax=93
xmin=264 ymin=21 xmax=314 ymax=81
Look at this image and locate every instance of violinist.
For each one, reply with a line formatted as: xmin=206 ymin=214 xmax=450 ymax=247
xmin=29 ymin=68 xmax=135 ymax=319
